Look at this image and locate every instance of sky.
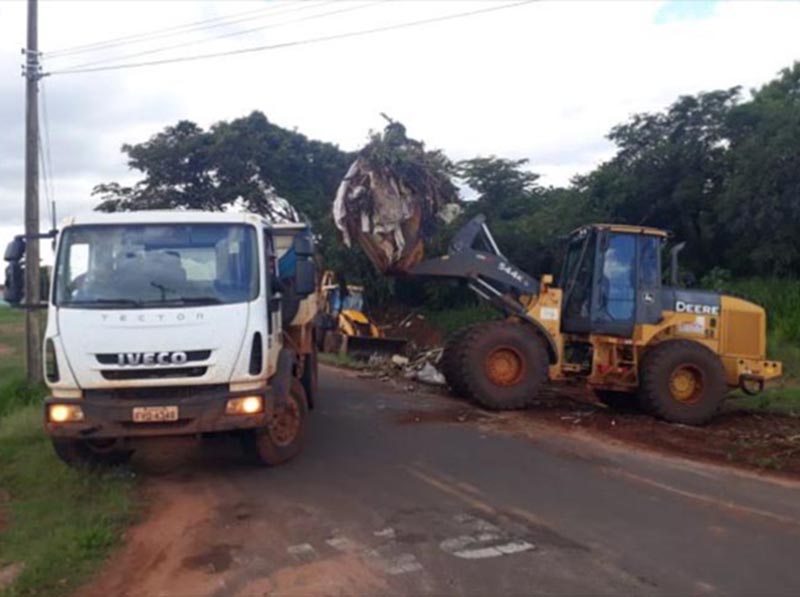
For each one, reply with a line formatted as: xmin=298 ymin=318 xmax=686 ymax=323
xmin=0 ymin=0 xmax=798 ymax=262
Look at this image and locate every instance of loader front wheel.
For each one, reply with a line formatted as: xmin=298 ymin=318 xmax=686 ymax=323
xmin=441 ymin=325 xmax=474 ymax=399
xmin=639 ymin=340 xmax=727 ymax=425
xmin=457 ymin=321 xmax=549 ymax=410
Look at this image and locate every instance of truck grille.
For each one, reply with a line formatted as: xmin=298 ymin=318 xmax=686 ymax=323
xmin=95 ymin=350 xmax=211 ymax=365
xmin=85 ymin=384 xmax=227 ymax=401
xmin=100 ymin=367 xmax=207 ymax=381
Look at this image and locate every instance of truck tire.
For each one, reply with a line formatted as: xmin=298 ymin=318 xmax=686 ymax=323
xmin=639 ymin=340 xmax=727 ymax=425
xmin=440 ymin=325 xmax=474 ymax=399
xmin=301 ymin=345 xmax=319 ymax=409
xmin=456 ymin=321 xmax=549 ymax=410
xmin=52 ymin=439 xmax=133 ymax=468
xmin=242 ymin=379 xmax=308 ymax=466
xmin=595 ymin=390 xmax=638 ymax=412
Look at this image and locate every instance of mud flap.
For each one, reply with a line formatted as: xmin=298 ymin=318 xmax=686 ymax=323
xmin=271 ymin=348 xmax=295 ymax=410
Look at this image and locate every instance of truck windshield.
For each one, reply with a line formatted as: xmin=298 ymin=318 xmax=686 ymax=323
xmin=54 ymin=224 xmax=258 ymax=308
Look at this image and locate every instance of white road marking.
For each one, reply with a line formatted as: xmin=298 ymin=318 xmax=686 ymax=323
xmin=440 ymin=532 xmax=535 ymax=560
xmin=374 ymin=527 xmax=396 ymax=539
xmin=364 ymin=549 xmax=423 ymax=576
xmin=326 ymin=535 xmax=361 ymax=553
xmin=286 ymin=543 xmax=318 ymax=560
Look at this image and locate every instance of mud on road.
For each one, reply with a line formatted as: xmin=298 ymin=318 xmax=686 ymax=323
xmin=393 ymin=380 xmax=800 ymax=479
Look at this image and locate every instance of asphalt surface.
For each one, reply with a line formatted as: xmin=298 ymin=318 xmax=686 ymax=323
xmin=82 ymin=365 xmax=800 ymax=596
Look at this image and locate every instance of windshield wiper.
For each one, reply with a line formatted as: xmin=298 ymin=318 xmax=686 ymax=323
xmin=147 ymin=297 xmax=223 ymax=306
xmin=64 ymin=298 xmax=143 ymax=308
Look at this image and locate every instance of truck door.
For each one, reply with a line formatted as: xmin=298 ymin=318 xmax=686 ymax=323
xmin=264 ymin=229 xmax=281 ymax=349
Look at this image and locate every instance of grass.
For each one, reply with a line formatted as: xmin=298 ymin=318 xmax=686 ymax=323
xmin=420 ymin=304 xmax=499 ymax=337
xmin=0 ymin=407 xmax=137 ymax=597
xmin=0 ymin=306 xmax=138 ymax=596
xmin=318 ymin=351 xmax=368 ymax=370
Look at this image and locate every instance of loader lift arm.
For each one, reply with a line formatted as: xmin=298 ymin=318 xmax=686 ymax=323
xmin=409 ymin=215 xmax=558 ymax=361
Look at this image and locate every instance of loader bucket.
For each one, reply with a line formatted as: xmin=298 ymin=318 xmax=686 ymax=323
xmin=341 ymin=335 xmax=408 ymax=359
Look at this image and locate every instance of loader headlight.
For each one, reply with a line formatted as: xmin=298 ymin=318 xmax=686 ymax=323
xmin=226 ymin=396 xmax=263 ymax=415
xmin=48 ymin=404 xmax=84 ymax=423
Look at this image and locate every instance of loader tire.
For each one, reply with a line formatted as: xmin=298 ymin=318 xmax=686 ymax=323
xmin=242 ymin=380 xmax=308 ymax=466
xmin=639 ymin=340 xmax=727 ymax=425
xmin=440 ymin=325 xmax=475 ymax=399
xmin=456 ymin=321 xmax=549 ymax=410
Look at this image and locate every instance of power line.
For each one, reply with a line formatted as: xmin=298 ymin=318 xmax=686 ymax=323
xmin=48 ymin=1 xmax=535 ymax=77
xmin=66 ymin=1 xmax=375 ymax=71
xmin=45 ymin=0 xmax=305 ymax=59
xmin=39 ymin=79 xmax=55 ymax=228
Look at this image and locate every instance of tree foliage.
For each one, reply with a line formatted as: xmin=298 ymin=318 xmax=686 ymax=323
xmin=94 ymin=63 xmax=800 ymax=306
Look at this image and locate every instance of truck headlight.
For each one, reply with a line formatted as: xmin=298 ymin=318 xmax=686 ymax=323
xmin=226 ymin=396 xmax=263 ymax=415
xmin=48 ymin=404 xmax=84 ymax=423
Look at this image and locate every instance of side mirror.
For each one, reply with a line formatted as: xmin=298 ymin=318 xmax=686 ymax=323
xmin=4 ymin=236 xmax=25 ymax=262
xmin=4 ymin=262 xmax=24 ymax=305
xmin=292 ymin=233 xmax=314 ymax=258
xmin=294 ymin=260 xmax=316 ymax=297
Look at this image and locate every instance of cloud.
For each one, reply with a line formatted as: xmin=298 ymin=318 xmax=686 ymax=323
xmin=1 ymin=0 xmax=799 ymax=258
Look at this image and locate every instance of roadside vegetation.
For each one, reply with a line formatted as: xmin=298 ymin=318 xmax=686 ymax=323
xmin=0 ymin=307 xmax=137 ymax=596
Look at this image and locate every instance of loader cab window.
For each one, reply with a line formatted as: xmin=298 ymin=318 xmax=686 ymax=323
xmin=561 ymin=229 xmax=596 ymax=334
xmin=597 ymin=233 xmax=636 ymax=323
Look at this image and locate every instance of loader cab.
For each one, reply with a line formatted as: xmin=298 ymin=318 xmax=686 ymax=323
xmin=559 ymin=224 xmax=667 ymax=337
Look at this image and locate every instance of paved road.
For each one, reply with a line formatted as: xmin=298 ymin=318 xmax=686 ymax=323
xmin=83 ymin=366 xmax=800 ymax=596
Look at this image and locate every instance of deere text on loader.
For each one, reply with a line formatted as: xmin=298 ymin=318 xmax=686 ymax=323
xmin=412 ymin=215 xmax=781 ymax=425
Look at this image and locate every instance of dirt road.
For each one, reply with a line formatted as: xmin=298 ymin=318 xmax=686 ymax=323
xmin=80 ymin=366 xmax=800 ymax=596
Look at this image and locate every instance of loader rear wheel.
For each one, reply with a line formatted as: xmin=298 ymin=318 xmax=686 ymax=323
xmin=441 ymin=325 xmax=474 ymax=399
xmin=639 ymin=340 xmax=727 ymax=425
xmin=242 ymin=380 xmax=307 ymax=466
xmin=456 ymin=321 xmax=549 ymax=410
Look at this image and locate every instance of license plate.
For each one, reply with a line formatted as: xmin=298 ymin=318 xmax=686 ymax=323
xmin=132 ymin=406 xmax=179 ymax=423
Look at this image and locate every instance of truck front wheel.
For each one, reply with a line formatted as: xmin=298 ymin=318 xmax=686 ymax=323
xmin=52 ymin=439 xmax=133 ymax=468
xmin=242 ymin=380 xmax=308 ymax=466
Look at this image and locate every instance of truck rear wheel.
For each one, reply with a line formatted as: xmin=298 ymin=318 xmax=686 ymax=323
xmin=52 ymin=439 xmax=133 ymax=468
xmin=440 ymin=325 xmax=474 ymax=399
xmin=242 ymin=379 xmax=308 ymax=466
xmin=456 ymin=321 xmax=549 ymax=410
xmin=639 ymin=340 xmax=727 ymax=425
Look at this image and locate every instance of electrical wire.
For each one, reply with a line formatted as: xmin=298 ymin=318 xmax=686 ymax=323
xmin=39 ymin=80 xmax=56 ymax=228
xmin=65 ymin=1 xmax=375 ymax=71
xmin=45 ymin=0 xmax=308 ymax=59
xmin=48 ymin=1 xmax=535 ymax=77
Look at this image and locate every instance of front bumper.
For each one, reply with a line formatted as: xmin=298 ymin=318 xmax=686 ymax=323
xmin=44 ymin=386 xmax=274 ymax=440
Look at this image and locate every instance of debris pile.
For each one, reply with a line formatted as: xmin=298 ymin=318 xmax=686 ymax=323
xmin=333 ymin=118 xmax=461 ymax=274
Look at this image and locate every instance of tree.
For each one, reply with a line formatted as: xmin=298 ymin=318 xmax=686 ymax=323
xmin=720 ymin=63 xmax=800 ymax=275
xmin=576 ymin=88 xmax=740 ymax=274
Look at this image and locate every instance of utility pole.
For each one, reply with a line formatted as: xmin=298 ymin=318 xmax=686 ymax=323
xmin=23 ymin=0 xmax=43 ymax=384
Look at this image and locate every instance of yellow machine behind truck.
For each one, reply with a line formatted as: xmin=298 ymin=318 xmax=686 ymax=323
xmin=410 ymin=215 xmax=781 ymax=425
xmin=318 ymin=270 xmax=407 ymax=358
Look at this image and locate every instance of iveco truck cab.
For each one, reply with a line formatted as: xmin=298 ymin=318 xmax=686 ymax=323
xmin=4 ymin=210 xmax=319 ymax=467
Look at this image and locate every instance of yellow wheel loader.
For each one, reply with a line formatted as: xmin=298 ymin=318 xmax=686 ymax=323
xmin=413 ymin=215 xmax=781 ymax=425
xmin=319 ymin=271 xmax=407 ymax=358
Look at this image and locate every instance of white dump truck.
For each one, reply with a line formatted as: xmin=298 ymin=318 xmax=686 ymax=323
xmin=3 ymin=210 xmax=319 ymax=467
